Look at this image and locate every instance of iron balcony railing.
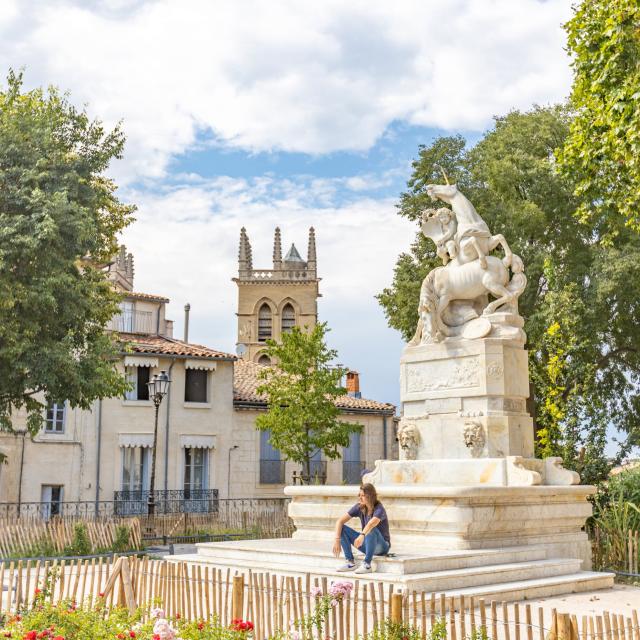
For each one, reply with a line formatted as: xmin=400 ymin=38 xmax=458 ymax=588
xmin=292 ymin=460 xmax=327 ymax=485
xmin=342 ymin=461 xmax=366 ymax=485
xmin=113 ymin=489 xmax=219 ymax=515
xmin=108 ymin=309 xmax=154 ymax=334
xmin=259 ymin=459 xmax=286 ymax=485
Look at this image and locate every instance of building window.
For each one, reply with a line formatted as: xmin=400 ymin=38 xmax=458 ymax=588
xmin=45 ymin=401 xmax=65 ymax=433
xmin=41 ymin=485 xmax=64 ymax=519
xmin=342 ymin=431 xmax=364 ymax=484
xmin=281 ymin=303 xmax=295 ymax=334
xmin=119 ymin=301 xmax=135 ymax=332
xmin=260 ymin=430 xmax=284 ymax=484
xmin=121 ymin=447 xmax=150 ymax=491
xmin=184 ymin=447 xmax=208 ymax=495
xmin=185 ymin=369 xmax=208 ymax=403
xmin=124 ymin=366 xmax=151 ymax=401
xmin=258 ymin=354 xmax=271 ymax=366
xmin=258 ymin=304 xmax=272 ymax=342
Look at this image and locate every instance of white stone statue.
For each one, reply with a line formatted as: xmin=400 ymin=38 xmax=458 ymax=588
xmin=397 ymin=418 xmax=420 ymax=460
xmin=410 ymin=182 xmax=527 ymax=344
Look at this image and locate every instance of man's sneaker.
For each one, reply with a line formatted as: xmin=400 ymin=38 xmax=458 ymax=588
xmin=355 ymin=563 xmax=372 ymax=574
xmin=336 ymin=562 xmax=356 ymax=572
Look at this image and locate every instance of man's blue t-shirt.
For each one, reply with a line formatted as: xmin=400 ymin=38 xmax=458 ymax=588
xmin=348 ymin=502 xmax=391 ymax=545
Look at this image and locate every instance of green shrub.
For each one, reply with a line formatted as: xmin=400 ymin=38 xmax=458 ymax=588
xmin=64 ymin=522 xmax=92 ymax=557
xmin=112 ymin=525 xmax=131 ymax=552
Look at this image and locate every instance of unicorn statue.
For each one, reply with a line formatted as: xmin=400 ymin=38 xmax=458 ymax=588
xmin=410 ymin=177 xmax=527 ymax=345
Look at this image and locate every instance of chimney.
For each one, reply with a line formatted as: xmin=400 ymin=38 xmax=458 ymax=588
xmin=346 ymin=371 xmax=361 ymax=398
xmin=184 ymin=303 xmax=191 ymax=343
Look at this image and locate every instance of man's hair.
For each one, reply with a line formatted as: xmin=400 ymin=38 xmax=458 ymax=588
xmin=359 ymin=483 xmax=379 ymax=516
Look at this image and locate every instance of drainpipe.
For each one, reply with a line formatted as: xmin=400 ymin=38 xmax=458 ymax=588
xmin=184 ymin=303 xmax=191 ymax=343
xmin=94 ymin=399 xmax=103 ymax=511
xmin=382 ymin=414 xmax=388 ymax=459
xmin=156 ymin=302 xmax=162 ymax=335
xmin=163 ymin=361 xmax=175 ymax=493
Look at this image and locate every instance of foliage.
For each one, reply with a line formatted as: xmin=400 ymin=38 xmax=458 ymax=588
xmin=112 ymin=525 xmax=132 ymax=553
xmin=64 ymin=523 xmax=91 ymax=557
xmin=560 ymin=0 xmax=640 ymax=230
xmin=0 ymin=70 xmax=134 ymax=434
xmin=1 ymin=594 xmax=255 ymax=640
xmin=256 ymin=323 xmax=362 ymax=482
xmin=377 ymin=106 xmax=640 ymax=478
xmin=362 ymin=619 xmax=424 ymax=640
xmin=590 ymin=466 xmax=640 ymax=570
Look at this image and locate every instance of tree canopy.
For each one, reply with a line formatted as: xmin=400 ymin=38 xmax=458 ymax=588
xmin=255 ymin=323 xmax=362 ymax=483
xmin=377 ymin=106 xmax=640 ymax=483
xmin=0 ymin=71 xmax=134 ymax=434
xmin=560 ymin=0 xmax=640 ymax=230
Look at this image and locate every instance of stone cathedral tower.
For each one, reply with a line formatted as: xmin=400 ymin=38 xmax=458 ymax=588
xmin=233 ymin=227 xmax=320 ymax=363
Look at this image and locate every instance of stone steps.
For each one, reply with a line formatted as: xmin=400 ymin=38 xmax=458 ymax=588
xmin=170 ymin=537 xmax=614 ymax=604
xmin=174 ymin=551 xmax=583 ymax=592
xmin=194 ymin=539 xmax=548 ymax=575
xmin=438 ymin=571 xmax=615 ymax=606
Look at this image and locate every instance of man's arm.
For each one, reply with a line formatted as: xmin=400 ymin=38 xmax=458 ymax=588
xmin=332 ymin=513 xmax=352 ymax=556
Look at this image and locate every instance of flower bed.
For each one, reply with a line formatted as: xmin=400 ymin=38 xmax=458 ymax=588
xmin=0 ymin=593 xmax=255 ymax=640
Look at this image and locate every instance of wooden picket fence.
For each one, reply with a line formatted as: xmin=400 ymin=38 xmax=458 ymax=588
xmin=1 ymin=556 xmax=638 ymax=640
xmin=626 ymin=530 xmax=640 ymax=575
xmin=591 ymin=527 xmax=640 ymax=576
xmin=0 ymin=518 xmax=142 ymax=558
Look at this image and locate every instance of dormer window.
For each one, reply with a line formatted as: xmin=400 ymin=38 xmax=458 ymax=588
xmin=281 ymin=304 xmax=295 ymax=334
xmin=258 ymin=304 xmax=272 ymax=342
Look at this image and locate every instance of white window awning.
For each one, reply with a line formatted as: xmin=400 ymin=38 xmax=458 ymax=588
xmin=180 ymin=435 xmax=217 ymax=449
xmin=185 ymin=359 xmax=217 ymax=371
xmin=119 ymin=433 xmax=154 ymax=448
xmin=124 ymin=355 xmax=159 ymax=368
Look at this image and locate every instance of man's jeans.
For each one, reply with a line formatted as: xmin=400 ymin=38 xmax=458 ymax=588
xmin=340 ymin=525 xmax=390 ymax=565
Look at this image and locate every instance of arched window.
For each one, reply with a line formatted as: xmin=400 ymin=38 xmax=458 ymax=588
xmin=258 ymin=354 xmax=271 ymax=366
xmin=258 ymin=303 xmax=272 ymax=342
xmin=281 ymin=303 xmax=296 ymax=334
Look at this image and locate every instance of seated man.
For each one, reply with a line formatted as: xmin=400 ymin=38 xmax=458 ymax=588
xmin=332 ymin=483 xmax=391 ymax=574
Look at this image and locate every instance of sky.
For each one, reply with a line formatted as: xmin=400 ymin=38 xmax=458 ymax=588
xmin=0 ymin=0 xmax=576 ymax=409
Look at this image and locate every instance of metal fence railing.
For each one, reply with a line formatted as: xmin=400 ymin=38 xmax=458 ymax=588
xmin=0 ymin=496 xmax=291 ymax=524
xmin=113 ymin=489 xmax=219 ymax=515
xmin=342 ymin=460 xmax=366 ymax=484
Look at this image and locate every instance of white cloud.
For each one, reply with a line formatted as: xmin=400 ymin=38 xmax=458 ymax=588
xmin=0 ymin=0 xmax=573 ymax=182
xmin=121 ymin=176 xmax=416 ymax=404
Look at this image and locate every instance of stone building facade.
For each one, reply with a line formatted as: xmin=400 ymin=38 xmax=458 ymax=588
xmin=0 ymin=238 xmax=396 ymax=513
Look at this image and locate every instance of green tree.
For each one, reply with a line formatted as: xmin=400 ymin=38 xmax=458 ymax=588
xmin=0 ymin=71 xmax=133 ymax=433
xmin=256 ymin=323 xmax=362 ymax=483
xmin=560 ymin=0 xmax=640 ymax=230
xmin=378 ymin=106 xmax=640 ymax=482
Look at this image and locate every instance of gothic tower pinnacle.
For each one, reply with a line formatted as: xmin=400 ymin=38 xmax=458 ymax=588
xmin=273 ymin=227 xmax=282 ymax=271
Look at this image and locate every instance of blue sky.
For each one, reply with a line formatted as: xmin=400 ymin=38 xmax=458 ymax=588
xmin=1 ymin=0 xmax=576 ymax=412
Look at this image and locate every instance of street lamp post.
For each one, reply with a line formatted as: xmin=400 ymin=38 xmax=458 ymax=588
xmin=147 ymin=370 xmax=171 ymax=519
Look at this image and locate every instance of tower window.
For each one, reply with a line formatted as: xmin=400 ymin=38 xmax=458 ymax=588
xmin=281 ymin=303 xmax=295 ymax=334
xmin=258 ymin=304 xmax=272 ymax=342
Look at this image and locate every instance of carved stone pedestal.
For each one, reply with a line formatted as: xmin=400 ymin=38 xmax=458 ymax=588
xmin=285 ymin=484 xmax=594 ymax=568
xmin=400 ymin=337 xmax=534 ymax=461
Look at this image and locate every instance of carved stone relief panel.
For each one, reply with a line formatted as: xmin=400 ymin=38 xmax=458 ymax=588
xmin=405 ymin=356 xmax=480 ymax=394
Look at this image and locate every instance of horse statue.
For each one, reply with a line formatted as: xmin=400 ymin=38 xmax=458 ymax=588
xmin=410 ymin=183 xmax=526 ymax=344
xmin=425 ymin=183 xmax=513 ymax=268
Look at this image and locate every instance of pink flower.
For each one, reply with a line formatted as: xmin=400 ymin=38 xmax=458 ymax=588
xmin=310 ymin=586 xmax=323 ymax=597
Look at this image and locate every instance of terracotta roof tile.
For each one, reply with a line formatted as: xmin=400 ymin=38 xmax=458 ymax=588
xmin=233 ymin=359 xmax=395 ymax=413
xmin=122 ymin=291 xmax=170 ymax=302
xmin=118 ymin=334 xmax=236 ymax=360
